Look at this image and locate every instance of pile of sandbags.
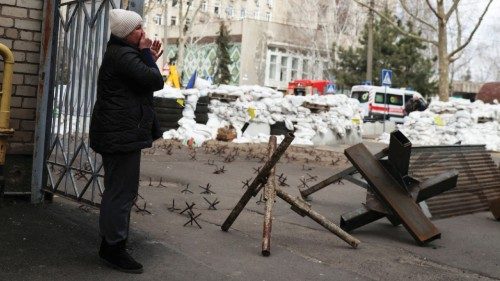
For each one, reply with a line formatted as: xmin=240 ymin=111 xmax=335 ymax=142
xmin=378 ymin=98 xmax=500 ymax=151
xmin=155 ymin=84 xmax=363 ymax=147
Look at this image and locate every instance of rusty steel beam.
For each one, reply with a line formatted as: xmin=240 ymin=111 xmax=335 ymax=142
xmin=345 ymin=143 xmax=441 ymax=245
xmin=341 ymin=169 xmax=458 ymax=231
xmin=300 ymin=148 xmax=388 ymax=198
xmin=221 ymin=133 xmax=295 ymax=232
xmin=262 ymin=136 xmax=277 ymax=256
xmin=340 ymin=206 xmax=386 ymax=232
xmin=388 ymin=130 xmax=412 ymax=177
xmin=416 ymin=170 xmax=459 ymax=202
xmin=275 ymin=186 xmax=360 ymax=248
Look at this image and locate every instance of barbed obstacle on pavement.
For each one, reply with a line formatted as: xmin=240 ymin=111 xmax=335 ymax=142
xmin=221 ymin=133 xmax=360 ymax=256
xmin=300 ymin=139 xmax=499 ymax=221
xmin=341 ymin=131 xmax=458 ymax=245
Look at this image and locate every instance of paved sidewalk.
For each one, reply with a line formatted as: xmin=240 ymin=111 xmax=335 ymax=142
xmin=1 ymin=141 xmax=499 ymax=281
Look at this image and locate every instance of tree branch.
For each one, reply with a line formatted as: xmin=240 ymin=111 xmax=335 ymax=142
xmin=400 ymin=0 xmax=436 ymax=31
xmin=424 ymin=0 xmax=439 ymax=18
xmin=186 ymin=2 xmax=202 ymax=32
xmin=353 ymin=0 xmax=438 ymax=45
xmin=178 ymin=0 xmax=183 ymax=34
xmin=455 ymin=7 xmax=462 ymax=51
xmin=445 ymin=0 xmax=460 ymax=22
xmin=448 ymin=0 xmax=494 ymax=60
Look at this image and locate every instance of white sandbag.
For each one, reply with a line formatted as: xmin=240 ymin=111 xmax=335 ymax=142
xmin=242 ymin=122 xmax=271 ymax=138
xmin=194 ymin=77 xmax=212 ymax=90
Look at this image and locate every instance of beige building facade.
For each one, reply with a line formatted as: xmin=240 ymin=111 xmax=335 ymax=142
xmin=144 ymin=0 xmax=366 ymax=90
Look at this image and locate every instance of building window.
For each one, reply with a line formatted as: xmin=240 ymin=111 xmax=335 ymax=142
xmin=302 ymin=59 xmax=309 ymax=78
xmin=154 ymin=14 xmax=163 ymax=25
xmin=265 ymin=11 xmax=271 ymax=21
xmin=267 ymin=0 xmax=273 ymax=7
xmin=291 ymin=58 xmax=298 ymax=80
xmin=201 ymin=0 xmax=207 ymax=12
xmin=214 ymin=1 xmax=220 ymax=15
xmin=240 ymin=8 xmax=246 ymax=19
xmin=269 ymin=55 xmax=277 ymax=80
xmin=280 ymin=56 xmax=288 ymax=82
xmin=254 ymin=9 xmax=260 ymax=20
xmin=255 ymin=0 xmax=260 ymax=7
xmin=170 ymin=16 xmax=177 ymax=26
xmin=227 ymin=5 xmax=234 ymax=17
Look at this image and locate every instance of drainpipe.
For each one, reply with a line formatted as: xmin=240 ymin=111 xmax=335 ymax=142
xmin=0 ymin=43 xmax=16 ymax=204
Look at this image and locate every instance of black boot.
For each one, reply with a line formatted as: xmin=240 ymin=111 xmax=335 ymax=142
xmin=99 ymin=238 xmax=143 ymax=274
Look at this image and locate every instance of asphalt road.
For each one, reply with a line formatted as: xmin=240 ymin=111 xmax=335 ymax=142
xmin=0 ymin=140 xmax=499 ymax=281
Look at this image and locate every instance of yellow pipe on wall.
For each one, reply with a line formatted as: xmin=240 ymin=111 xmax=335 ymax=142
xmin=0 ymin=43 xmax=14 ymax=129
xmin=0 ymin=43 xmax=15 ymax=166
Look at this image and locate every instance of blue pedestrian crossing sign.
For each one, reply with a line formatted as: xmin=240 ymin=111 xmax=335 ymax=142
xmin=326 ymin=83 xmax=336 ymax=94
xmin=381 ymin=69 xmax=392 ymax=86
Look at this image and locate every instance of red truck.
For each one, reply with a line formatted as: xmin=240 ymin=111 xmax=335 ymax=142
xmin=287 ymin=80 xmax=335 ymax=95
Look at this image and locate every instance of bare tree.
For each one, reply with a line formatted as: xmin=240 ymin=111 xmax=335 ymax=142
xmin=144 ymin=0 xmax=169 ymax=68
xmin=473 ymin=40 xmax=500 ymax=82
xmin=144 ymin=0 xmax=204 ymax=75
xmin=175 ymin=0 xmax=203 ymax=73
xmin=353 ymin=0 xmax=494 ymax=101
xmin=283 ymin=0 xmax=364 ymax=80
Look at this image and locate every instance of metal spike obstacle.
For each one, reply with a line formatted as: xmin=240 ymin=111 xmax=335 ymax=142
xmin=167 ymin=199 xmax=181 ymax=212
xmin=157 ymin=177 xmax=168 ymax=187
xmin=203 ymin=197 xmax=220 ymax=210
xmin=184 ymin=212 xmax=202 ymax=228
xmin=199 ymin=183 xmax=216 ymax=195
xmin=179 ymin=202 xmax=196 ymax=216
xmin=181 ymin=184 xmax=193 ymax=194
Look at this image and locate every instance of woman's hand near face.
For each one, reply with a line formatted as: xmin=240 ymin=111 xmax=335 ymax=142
xmin=150 ymin=39 xmax=163 ymax=62
xmin=138 ymin=33 xmax=152 ymax=50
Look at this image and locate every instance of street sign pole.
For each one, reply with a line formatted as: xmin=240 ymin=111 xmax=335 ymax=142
xmin=383 ymin=85 xmax=387 ymax=132
xmin=381 ymin=69 xmax=393 ymax=133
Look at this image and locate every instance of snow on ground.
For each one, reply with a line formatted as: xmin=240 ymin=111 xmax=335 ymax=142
xmin=377 ymin=98 xmax=500 ymax=151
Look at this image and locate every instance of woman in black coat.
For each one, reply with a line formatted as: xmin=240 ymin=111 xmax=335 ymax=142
xmin=89 ymin=9 xmax=164 ymax=274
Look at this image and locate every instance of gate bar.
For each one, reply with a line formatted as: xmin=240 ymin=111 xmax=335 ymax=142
xmin=31 ymin=0 xmax=59 ymax=203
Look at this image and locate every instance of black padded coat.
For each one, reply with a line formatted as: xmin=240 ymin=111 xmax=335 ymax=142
xmin=89 ymin=35 xmax=164 ymax=154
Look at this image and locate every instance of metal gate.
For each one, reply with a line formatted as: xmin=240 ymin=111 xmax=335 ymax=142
xmin=33 ymin=0 xmax=125 ymax=205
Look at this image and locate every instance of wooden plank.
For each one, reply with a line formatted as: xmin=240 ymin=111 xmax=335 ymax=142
xmin=345 ymin=143 xmax=441 ymax=245
xmin=208 ymin=92 xmax=239 ymax=102
xmin=302 ymin=101 xmax=330 ymax=112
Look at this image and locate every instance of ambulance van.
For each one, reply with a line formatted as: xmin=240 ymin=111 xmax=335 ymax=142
xmin=350 ymin=85 xmax=424 ymax=123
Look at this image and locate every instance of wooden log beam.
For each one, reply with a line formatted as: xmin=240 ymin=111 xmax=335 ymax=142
xmin=221 ymin=133 xmax=294 ymax=232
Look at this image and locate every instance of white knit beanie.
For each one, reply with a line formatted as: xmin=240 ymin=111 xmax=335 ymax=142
xmin=109 ymin=9 xmax=143 ymax=38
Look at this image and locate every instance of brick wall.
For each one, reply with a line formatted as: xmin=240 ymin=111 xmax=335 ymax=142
xmin=0 ymin=0 xmax=44 ymax=155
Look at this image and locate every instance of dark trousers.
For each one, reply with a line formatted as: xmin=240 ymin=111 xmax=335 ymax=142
xmin=99 ymin=151 xmax=141 ymax=245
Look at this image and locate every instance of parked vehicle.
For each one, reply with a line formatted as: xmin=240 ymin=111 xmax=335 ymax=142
xmin=287 ymin=80 xmax=335 ymax=95
xmin=350 ymin=85 xmax=425 ymax=123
